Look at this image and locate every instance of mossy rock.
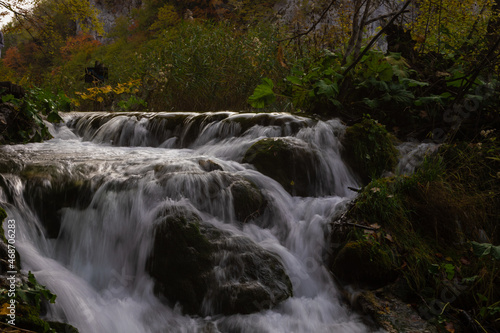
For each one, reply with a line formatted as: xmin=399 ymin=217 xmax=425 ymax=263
xmin=147 ymin=208 xmax=213 ymax=315
xmin=342 ymin=117 xmax=399 ymax=184
xmin=242 ymin=137 xmax=319 ymax=196
xmin=229 ymin=179 xmax=267 ymax=222
xmin=204 ymin=235 xmax=293 ymax=315
xmin=332 ymin=240 xmax=398 ymax=289
xmin=147 ymin=206 xmax=292 ymax=316
xmin=20 ymin=166 xmax=93 ymax=238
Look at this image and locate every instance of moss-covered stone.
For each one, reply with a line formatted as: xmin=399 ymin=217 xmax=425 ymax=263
xmin=17 ymin=164 xmax=93 ymax=238
xmin=242 ymin=137 xmax=319 ymax=196
xmin=342 ymin=117 xmax=399 ymax=184
xmin=147 ymin=206 xmax=292 ymax=316
xmin=147 ymin=208 xmax=213 ymax=314
xmin=230 ymin=179 xmax=267 ymax=222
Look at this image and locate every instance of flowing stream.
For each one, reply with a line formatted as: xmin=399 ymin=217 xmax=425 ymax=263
xmin=0 ymin=112 xmax=383 ymax=333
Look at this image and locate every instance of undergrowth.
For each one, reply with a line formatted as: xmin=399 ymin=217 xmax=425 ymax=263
xmin=337 ymin=132 xmax=500 ymax=331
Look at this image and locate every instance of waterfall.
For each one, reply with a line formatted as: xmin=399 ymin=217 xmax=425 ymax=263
xmin=1 ymin=112 xmax=381 ymax=333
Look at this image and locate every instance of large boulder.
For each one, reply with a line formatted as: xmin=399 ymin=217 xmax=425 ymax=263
xmin=229 ymin=178 xmax=267 ymax=223
xmin=242 ymin=137 xmax=319 ymax=197
xmin=147 ymin=207 xmax=293 ymax=316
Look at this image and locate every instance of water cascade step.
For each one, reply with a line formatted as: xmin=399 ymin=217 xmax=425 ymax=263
xmin=0 ymin=111 xmax=381 ymax=333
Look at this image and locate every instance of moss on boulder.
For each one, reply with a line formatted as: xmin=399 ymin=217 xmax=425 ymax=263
xmin=19 ymin=164 xmax=93 ymax=238
xmin=147 ymin=206 xmax=292 ymax=316
xmin=342 ymin=117 xmax=398 ymax=184
xmin=242 ymin=137 xmax=319 ymax=196
xmin=229 ymin=179 xmax=267 ymax=223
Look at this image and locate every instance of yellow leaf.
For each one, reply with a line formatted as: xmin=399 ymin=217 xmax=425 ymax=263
xmin=0 ymin=303 xmax=11 ymax=315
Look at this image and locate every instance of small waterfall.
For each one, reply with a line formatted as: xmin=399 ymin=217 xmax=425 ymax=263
xmin=1 ymin=112 xmax=380 ymax=333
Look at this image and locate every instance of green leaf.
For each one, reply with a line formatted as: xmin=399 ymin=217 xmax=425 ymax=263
xmin=363 ymin=98 xmax=379 ymax=109
xmin=286 ymin=75 xmax=302 ymax=85
xmin=444 ymin=263 xmax=455 ymax=280
xmin=314 ymin=79 xmax=338 ymax=98
xmin=401 ymin=78 xmax=429 ymax=87
xmin=471 ymin=241 xmax=492 ymax=257
xmin=378 ymin=67 xmax=394 ymax=81
xmin=248 ymin=78 xmax=276 ymax=108
xmin=1 ymin=94 xmax=16 ymax=103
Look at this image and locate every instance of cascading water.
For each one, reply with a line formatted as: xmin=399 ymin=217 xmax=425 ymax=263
xmin=0 ymin=112 xmax=383 ymax=333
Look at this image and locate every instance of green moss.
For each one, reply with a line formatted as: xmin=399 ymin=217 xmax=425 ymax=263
xmin=242 ymin=137 xmax=318 ymax=196
xmin=148 ymin=210 xmax=214 ymax=314
xmin=343 ymin=116 xmax=399 ymax=184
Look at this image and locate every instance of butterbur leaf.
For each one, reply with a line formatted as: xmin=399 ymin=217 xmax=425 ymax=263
xmin=314 ymin=79 xmax=338 ymax=98
xmin=248 ymin=78 xmax=276 ymax=108
xmin=471 ymin=241 xmax=492 ymax=258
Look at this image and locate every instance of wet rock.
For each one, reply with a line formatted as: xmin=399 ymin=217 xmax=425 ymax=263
xmin=229 ymin=179 xmax=267 ymax=223
xmin=242 ymin=137 xmax=319 ymax=197
xmin=147 ymin=207 xmax=292 ymax=316
xmin=20 ymin=165 xmax=93 ymax=238
xmin=198 ymin=159 xmax=223 ymax=172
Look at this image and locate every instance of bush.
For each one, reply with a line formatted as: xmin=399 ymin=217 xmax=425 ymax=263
xmin=342 ymin=116 xmax=399 ymax=183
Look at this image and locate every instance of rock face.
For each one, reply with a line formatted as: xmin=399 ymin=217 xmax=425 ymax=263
xmin=242 ymin=137 xmax=319 ymax=197
xmin=86 ymin=0 xmax=143 ymax=39
xmin=147 ymin=207 xmax=293 ymax=316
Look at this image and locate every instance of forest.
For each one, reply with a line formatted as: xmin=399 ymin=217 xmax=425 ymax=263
xmin=0 ymin=0 xmax=499 ymax=332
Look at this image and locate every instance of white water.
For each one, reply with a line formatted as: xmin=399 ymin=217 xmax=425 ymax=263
xmin=0 ymin=112 xmax=382 ymax=333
